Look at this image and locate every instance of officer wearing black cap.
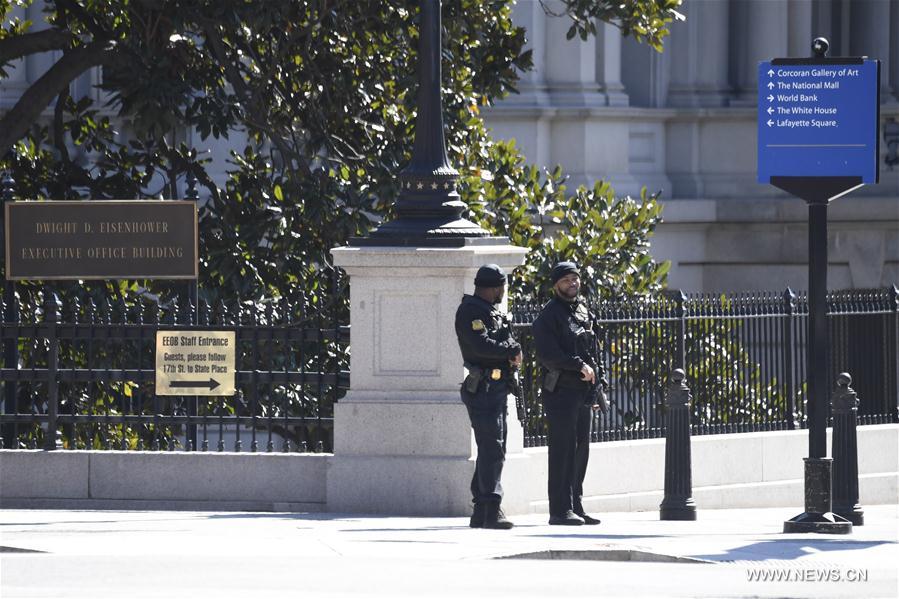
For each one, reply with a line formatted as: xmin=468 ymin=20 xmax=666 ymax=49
xmin=532 ymin=261 xmax=607 ymax=525
xmin=454 ymin=264 xmax=522 ymax=529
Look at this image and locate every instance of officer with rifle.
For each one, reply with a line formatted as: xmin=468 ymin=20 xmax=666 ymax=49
xmin=532 ymin=261 xmax=608 ymax=525
xmin=454 ymin=264 xmax=522 ymax=530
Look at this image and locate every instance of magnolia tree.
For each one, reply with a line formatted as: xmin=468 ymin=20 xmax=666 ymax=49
xmin=0 ymin=0 xmax=682 ymax=306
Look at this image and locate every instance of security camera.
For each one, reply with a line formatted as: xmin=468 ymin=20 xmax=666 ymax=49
xmin=812 ymin=37 xmax=829 ymax=57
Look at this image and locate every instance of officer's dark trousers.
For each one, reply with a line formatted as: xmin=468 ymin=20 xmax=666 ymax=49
xmin=544 ymin=387 xmax=592 ymax=516
xmin=462 ymin=383 xmax=508 ymax=505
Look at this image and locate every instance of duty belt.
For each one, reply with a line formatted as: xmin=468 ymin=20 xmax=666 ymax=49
xmin=467 ymin=366 xmax=511 ymax=380
xmin=463 ymin=363 xmax=514 ymax=393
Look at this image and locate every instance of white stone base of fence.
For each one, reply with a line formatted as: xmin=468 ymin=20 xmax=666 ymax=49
xmin=0 ymin=451 xmax=328 ymax=512
xmin=501 ymin=423 xmax=898 ymax=516
xmin=2 ymin=424 xmax=896 ymax=514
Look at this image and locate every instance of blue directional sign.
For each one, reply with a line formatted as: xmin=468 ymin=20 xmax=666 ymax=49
xmin=757 ymin=59 xmax=880 ymax=184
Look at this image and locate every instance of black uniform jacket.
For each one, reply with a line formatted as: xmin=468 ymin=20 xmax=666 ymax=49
xmin=532 ymin=296 xmax=605 ymax=390
xmin=454 ymin=294 xmax=520 ymax=369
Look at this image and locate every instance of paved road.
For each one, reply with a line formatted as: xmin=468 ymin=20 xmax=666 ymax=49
xmin=2 ymin=505 xmax=897 ymax=598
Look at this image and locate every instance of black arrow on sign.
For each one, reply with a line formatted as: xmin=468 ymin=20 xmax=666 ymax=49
xmin=169 ymin=378 xmax=221 ymax=391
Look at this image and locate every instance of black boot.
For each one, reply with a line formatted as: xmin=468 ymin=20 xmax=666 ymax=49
xmin=572 ymin=500 xmax=599 ymax=524
xmin=548 ymin=510 xmax=584 ymax=525
xmin=574 ymin=503 xmax=600 ymax=525
xmin=575 ymin=511 xmax=601 ymax=525
xmin=483 ymin=503 xmax=514 ymax=530
xmin=469 ymin=504 xmax=485 ymax=528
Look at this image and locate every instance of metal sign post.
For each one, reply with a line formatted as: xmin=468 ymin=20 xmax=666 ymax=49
xmin=758 ymin=38 xmax=881 ymax=535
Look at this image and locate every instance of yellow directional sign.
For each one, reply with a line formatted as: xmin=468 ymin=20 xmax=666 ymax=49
xmin=155 ymin=331 xmax=236 ymax=396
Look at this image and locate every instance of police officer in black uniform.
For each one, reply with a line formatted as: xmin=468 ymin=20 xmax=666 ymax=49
xmin=454 ymin=264 xmax=522 ymax=530
xmin=532 ymin=261 xmax=606 ymax=525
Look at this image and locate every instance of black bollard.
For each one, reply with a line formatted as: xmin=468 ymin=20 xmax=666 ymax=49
xmin=660 ymin=369 xmax=697 ymax=520
xmin=831 ymin=373 xmax=864 ymax=525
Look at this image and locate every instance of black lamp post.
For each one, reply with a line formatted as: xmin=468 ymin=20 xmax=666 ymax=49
xmin=352 ymin=0 xmax=504 ymax=247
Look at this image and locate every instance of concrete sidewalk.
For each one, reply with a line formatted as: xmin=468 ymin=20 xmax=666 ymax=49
xmin=1 ymin=505 xmax=897 ymax=598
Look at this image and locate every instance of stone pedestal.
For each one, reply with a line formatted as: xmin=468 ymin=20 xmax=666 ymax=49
xmin=328 ymin=244 xmax=527 ymax=515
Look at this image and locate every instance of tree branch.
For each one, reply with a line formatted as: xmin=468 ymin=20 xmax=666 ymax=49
xmin=54 ymin=0 xmax=116 ymax=45
xmin=53 ymin=87 xmax=71 ymax=165
xmin=201 ymin=23 xmax=307 ymax=174
xmin=0 ymin=44 xmax=117 ymax=154
xmin=0 ymin=29 xmax=75 ymax=65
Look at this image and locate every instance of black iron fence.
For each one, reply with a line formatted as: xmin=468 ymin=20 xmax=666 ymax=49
xmin=512 ymin=287 xmax=898 ymax=447
xmin=0 ymin=272 xmax=349 ymax=452
xmin=4 ymin=281 xmax=896 ymax=453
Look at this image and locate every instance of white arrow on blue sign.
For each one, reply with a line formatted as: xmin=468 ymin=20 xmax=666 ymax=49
xmin=757 ymin=59 xmax=880 ymax=184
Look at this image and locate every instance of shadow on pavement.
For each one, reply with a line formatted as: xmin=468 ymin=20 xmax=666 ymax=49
xmin=522 ymin=533 xmax=675 ymax=540
xmin=345 ymin=526 xmax=472 ymax=532
xmin=358 ymin=539 xmax=461 ymax=544
xmin=695 ymin=538 xmax=897 ymax=562
xmin=204 ymin=512 xmax=392 ymax=521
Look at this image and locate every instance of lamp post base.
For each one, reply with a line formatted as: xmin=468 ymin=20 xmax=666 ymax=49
xmin=660 ymin=504 xmax=697 ymax=521
xmin=783 ymin=457 xmax=852 ymax=534
xmin=783 ymin=511 xmax=852 ymax=534
xmin=833 ymin=505 xmax=865 ymax=526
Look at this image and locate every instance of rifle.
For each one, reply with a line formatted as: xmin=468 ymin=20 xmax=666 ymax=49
xmin=587 ymin=326 xmax=609 ymax=414
xmin=510 ymin=372 xmax=527 ymax=423
xmin=498 ymin=311 xmax=527 ymax=423
xmin=588 ymin=377 xmax=609 ymax=414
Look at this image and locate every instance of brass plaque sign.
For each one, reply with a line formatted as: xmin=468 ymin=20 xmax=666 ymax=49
xmin=5 ymin=200 xmax=198 ymax=280
xmin=155 ymin=331 xmax=236 ymax=396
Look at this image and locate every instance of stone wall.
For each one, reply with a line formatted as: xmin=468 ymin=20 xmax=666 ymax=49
xmin=2 ymin=424 xmax=895 ymax=514
xmin=0 ymin=451 xmax=328 ymax=512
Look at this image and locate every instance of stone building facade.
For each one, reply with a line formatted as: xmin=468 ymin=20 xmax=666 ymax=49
xmin=484 ymin=0 xmax=899 ymax=292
